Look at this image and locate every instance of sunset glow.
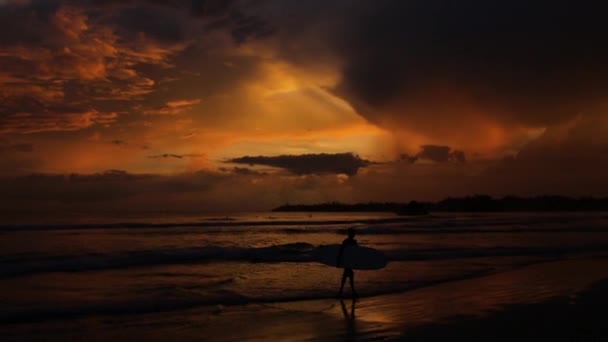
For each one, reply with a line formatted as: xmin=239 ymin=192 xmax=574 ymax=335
xmin=1 ymin=1 xmax=608 ymax=214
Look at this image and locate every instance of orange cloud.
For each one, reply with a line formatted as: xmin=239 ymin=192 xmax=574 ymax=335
xmin=0 ymin=110 xmax=117 ymax=134
xmin=144 ymin=99 xmax=202 ymax=115
xmin=0 ymin=5 xmax=186 ymax=134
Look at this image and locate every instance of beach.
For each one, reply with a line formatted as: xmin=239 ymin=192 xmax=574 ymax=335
xmin=2 ymin=212 xmax=608 ymax=341
xmin=3 ymin=256 xmax=608 ymax=341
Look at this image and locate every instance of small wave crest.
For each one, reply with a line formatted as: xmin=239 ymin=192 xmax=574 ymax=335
xmin=2 ymin=243 xmax=608 ymax=279
xmin=0 ymin=270 xmax=492 ymax=325
xmin=0 ymin=243 xmax=317 ymax=278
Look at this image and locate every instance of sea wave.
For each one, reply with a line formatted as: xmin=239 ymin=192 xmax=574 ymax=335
xmin=2 ymin=242 xmax=607 ymax=279
xmin=0 ymin=217 xmax=410 ymax=232
xmin=1 ymin=214 xmax=606 ymax=234
xmin=0 ymin=269 xmax=492 ymax=324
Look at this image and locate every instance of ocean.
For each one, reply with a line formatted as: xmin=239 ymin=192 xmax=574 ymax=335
xmin=2 ymin=212 xmax=608 ymax=339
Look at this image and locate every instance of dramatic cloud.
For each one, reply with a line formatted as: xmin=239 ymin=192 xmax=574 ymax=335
xmin=0 ymin=2 xmax=186 ymax=134
xmin=256 ymin=1 xmax=608 ymax=155
xmin=228 ymin=153 xmax=370 ymax=176
xmin=400 ymin=145 xmax=466 ymax=164
xmin=478 ymin=113 xmax=608 ymax=196
xmin=1 ymin=1 xmax=608 ymax=215
xmin=338 ymin=2 xmax=608 ymax=119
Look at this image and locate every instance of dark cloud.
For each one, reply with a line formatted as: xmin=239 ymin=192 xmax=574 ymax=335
xmin=399 ymin=154 xmax=418 ymax=164
xmin=112 ymin=5 xmax=186 ymax=43
xmin=417 ymin=145 xmax=451 ymax=163
xmin=190 ymin=0 xmax=239 ymax=17
xmin=450 ymin=150 xmax=467 ymax=164
xmin=228 ymin=153 xmax=370 ymax=176
xmin=323 ymin=1 xmax=608 ymax=125
xmin=251 ymin=0 xmax=608 ymax=154
xmin=474 ymin=112 xmax=608 ymax=196
xmin=229 ymin=10 xmax=276 ymax=44
xmin=95 ymin=0 xmax=275 ymax=44
xmin=148 ymin=153 xmax=204 ymax=159
xmin=219 ymin=166 xmax=266 ymax=176
xmin=400 ymin=145 xmax=466 ymax=164
xmin=0 ymin=1 xmax=60 ymax=46
xmin=189 ymin=0 xmax=276 ymax=43
xmin=417 ymin=145 xmax=466 ymax=163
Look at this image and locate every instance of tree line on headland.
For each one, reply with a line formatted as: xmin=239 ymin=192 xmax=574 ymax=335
xmin=273 ymin=195 xmax=608 ymax=214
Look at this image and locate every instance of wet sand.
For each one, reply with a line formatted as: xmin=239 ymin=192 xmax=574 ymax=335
xmin=3 ymin=256 xmax=608 ymax=341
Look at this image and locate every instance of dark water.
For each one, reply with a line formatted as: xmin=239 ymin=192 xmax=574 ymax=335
xmin=2 ymin=212 xmax=608 ymax=324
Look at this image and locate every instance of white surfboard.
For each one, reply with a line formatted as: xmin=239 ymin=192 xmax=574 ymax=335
xmin=315 ymin=244 xmax=388 ymax=270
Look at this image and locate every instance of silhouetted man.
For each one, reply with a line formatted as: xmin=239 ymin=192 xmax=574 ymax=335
xmin=337 ymin=228 xmax=358 ymax=297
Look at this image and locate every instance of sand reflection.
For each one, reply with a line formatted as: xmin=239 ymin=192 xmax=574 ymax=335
xmin=340 ymin=299 xmax=357 ymax=338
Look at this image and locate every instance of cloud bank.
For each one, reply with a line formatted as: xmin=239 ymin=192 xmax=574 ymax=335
xmin=228 ymin=153 xmax=370 ymax=176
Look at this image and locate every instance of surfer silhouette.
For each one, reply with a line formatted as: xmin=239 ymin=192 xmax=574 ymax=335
xmin=337 ymin=228 xmax=358 ymax=297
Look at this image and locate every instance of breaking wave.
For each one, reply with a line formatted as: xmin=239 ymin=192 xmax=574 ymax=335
xmin=2 ymin=242 xmax=607 ymax=279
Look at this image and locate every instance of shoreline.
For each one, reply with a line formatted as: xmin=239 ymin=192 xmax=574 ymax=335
xmin=4 ymin=256 xmax=608 ymax=341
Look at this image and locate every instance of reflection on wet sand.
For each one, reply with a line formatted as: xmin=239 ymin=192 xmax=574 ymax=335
xmin=340 ymin=299 xmax=357 ymax=339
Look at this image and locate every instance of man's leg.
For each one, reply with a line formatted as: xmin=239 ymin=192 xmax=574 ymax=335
xmin=339 ymin=270 xmax=347 ymax=296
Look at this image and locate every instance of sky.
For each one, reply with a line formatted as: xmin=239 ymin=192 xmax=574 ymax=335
xmin=1 ymin=0 xmax=608 ymax=215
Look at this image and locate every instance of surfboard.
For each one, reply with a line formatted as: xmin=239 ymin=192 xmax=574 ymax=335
xmin=315 ymin=244 xmax=388 ymax=270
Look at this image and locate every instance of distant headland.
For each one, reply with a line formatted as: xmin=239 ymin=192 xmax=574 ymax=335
xmin=272 ymin=195 xmax=608 ymax=214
